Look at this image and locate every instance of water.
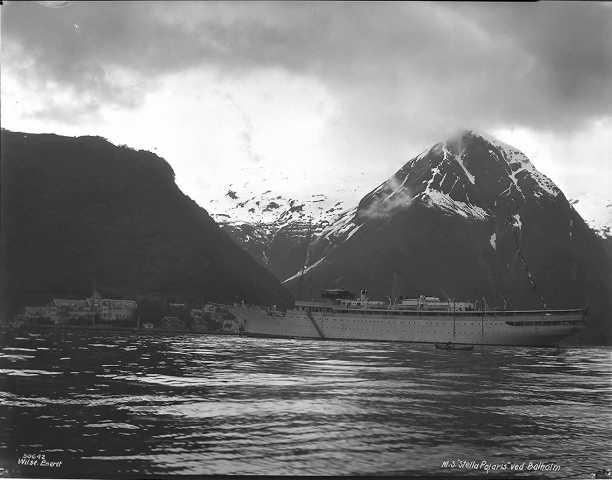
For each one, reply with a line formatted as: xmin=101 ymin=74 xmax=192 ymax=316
xmin=0 ymin=330 xmax=610 ymax=477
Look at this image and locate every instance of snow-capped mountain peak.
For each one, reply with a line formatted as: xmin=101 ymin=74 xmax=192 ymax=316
xmin=353 ymin=130 xmax=561 ymax=230
xmin=284 ymin=129 xmax=575 ymax=284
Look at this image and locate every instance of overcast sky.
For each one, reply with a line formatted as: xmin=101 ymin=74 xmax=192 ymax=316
xmin=2 ymin=1 xmax=611 ymax=223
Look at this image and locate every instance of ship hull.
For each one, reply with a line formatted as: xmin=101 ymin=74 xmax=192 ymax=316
xmin=229 ymin=305 xmax=585 ymax=347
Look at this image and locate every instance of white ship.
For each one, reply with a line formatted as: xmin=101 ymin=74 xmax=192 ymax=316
xmin=228 ymin=289 xmax=586 ymax=347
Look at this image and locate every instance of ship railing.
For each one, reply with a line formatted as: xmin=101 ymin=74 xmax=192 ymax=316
xmin=321 ymin=306 xmax=586 ymax=317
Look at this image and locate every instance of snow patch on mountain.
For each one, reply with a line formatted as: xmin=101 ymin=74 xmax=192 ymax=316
xmin=412 ymin=151 xmax=489 ymax=221
xmin=425 ymin=165 xmax=442 ymax=191
xmin=419 ymin=190 xmax=489 ymax=221
xmin=442 ymin=143 xmax=475 ymax=185
xmin=435 ymin=140 xmax=474 ymax=185
xmin=212 ymin=189 xmax=346 ymax=229
xmin=212 ymin=189 xmax=349 ymax=269
xmin=322 ymin=207 xmax=359 ymax=242
xmin=345 ymin=223 xmax=363 ymax=241
xmin=282 ymin=256 xmax=326 ymax=284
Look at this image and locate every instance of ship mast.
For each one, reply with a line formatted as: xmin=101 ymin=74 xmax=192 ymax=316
xmin=390 ymin=271 xmax=399 ymax=305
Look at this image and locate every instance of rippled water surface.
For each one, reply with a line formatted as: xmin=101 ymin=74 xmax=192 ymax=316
xmin=1 ymin=330 xmax=610 ymax=477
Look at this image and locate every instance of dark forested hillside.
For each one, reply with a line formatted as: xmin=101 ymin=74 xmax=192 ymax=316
xmin=1 ymin=130 xmax=292 ymax=315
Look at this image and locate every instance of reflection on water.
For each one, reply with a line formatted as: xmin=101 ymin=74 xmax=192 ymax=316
xmin=0 ymin=331 xmax=610 ymax=476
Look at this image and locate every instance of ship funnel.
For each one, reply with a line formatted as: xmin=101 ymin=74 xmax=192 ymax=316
xmin=360 ymin=288 xmax=368 ymax=305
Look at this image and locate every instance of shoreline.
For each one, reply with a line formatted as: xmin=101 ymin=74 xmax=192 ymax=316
xmin=1 ymin=323 xmax=238 ymax=337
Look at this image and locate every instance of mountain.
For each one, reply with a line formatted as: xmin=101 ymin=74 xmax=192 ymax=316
xmin=0 ymin=129 xmax=292 ymax=316
xmin=280 ymin=130 xmax=611 ymax=344
xmin=214 ymin=192 xmax=346 ymax=280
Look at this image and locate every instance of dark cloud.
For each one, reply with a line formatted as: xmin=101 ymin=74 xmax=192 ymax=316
xmin=3 ymin=1 xmax=611 ymax=132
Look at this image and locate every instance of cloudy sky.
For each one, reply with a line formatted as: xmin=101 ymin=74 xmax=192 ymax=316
xmin=2 ymin=1 xmax=611 ymax=224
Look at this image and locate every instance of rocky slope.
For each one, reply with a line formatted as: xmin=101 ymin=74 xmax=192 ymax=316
xmin=1 ymin=130 xmax=292 ymax=315
xmin=214 ymin=193 xmax=345 ymax=280
xmin=279 ymin=130 xmax=610 ymax=343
